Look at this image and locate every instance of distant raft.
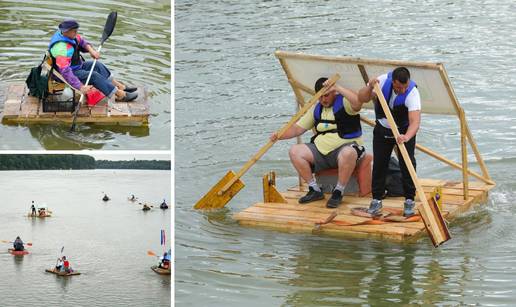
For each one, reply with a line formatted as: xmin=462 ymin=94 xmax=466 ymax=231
xmin=8 ymin=249 xmax=29 ymax=256
xmin=151 ymin=265 xmax=170 ymax=275
xmin=2 ymin=83 xmax=149 ymax=127
xmin=45 ymin=268 xmax=81 ymax=276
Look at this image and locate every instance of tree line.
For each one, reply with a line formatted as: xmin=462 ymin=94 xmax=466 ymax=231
xmin=0 ymin=155 xmax=170 ymax=170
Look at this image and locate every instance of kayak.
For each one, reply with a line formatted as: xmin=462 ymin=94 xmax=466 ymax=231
xmin=151 ymin=265 xmax=170 ymax=275
xmin=45 ymin=268 xmax=81 ymax=276
xmin=8 ymin=248 xmax=29 ymax=256
xmin=160 ymin=205 xmax=168 ymax=209
xmin=27 ymin=213 xmax=52 ymax=218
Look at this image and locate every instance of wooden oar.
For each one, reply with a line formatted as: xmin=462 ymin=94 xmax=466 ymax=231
xmin=373 ymin=83 xmax=450 ymax=247
xmin=70 ymin=11 xmax=117 ymax=131
xmin=1 ymin=240 xmax=33 ymax=246
xmin=147 ymin=250 xmax=159 ymax=257
xmin=194 ymin=74 xmax=341 ymax=210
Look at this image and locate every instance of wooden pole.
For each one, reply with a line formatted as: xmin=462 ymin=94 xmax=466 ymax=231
xmin=359 ymin=116 xmax=494 ymax=185
xmin=438 ymin=65 xmax=491 ymax=181
xmin=459 ymin=108 xmax=469 ymax=200
xmin=218 ymin=74 xmax=341 ymax=195
xmin=373 ymin=83 xmax=449 ymax=246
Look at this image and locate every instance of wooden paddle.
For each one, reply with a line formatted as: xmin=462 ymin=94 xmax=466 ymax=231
xmin=70 ymin=11 xmax=118 ymax=131
xmin=194 ymin=74 xmax=341 ymax=210
xmin=147 ymin=250 xmax=161 ymax=258
xmin=1 ymin=240 xmax=33 ymax=246
xmin=372 ymin=82 xmax=450 ymax=247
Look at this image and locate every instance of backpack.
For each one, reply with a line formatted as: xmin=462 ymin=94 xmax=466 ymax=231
xmin=25 ymin=59 xmax=49 ymax=100
xmin=385 ymin=156 xmax=404 ymax=197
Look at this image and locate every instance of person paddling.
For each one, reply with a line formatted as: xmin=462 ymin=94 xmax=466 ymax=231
xmin=30 ymin=201 xmax=36 ymax=216
xmin=159 ymin=249 xmax=171 ymax=270
xmin=13 ymin=236 xmax=24 ymax=251
xmin=102 ymin=194 xmax=110 ymax=201
xmin=60 ymin=256 xmax=73 ymax=273
xmin=48 ymin=19 xmax=138 ymax=102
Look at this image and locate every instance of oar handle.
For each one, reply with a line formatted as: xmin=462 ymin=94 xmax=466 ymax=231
xmin=218 ymin=74 xmax=341 ymax=195
xmin=78 ymin=45 xmax=103 ymax=103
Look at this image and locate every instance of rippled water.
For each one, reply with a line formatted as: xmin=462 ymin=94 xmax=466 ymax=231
xmin=0 ymin=0 xmax=171 ymax=150
xmin=176 ymin=0 xmax=516 ymax=306
xmin=0 ymin=170 xmax=171 ymax=306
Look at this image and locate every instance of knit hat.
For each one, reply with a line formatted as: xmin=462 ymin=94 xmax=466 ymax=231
xmin=58 ymin=19 xmax=79 ymax=32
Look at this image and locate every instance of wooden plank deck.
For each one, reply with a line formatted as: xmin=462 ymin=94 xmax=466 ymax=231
xmin=234 ymin=178 xmax=495 ymax=242
xmin=1 ymin=83 xmax=149 ymax=126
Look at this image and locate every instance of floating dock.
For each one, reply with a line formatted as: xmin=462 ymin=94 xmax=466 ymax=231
xmin=1 ymin=83 xmax=149 ymax=126
xmin=234 ymin=178 xmax=494 ymax=242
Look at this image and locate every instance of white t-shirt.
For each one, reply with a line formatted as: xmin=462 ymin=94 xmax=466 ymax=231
xmin=375 ymin=73 xmax=421 ymax=129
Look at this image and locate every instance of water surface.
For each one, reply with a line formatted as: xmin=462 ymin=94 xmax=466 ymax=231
xmin=0 ymin=170 xmax=171 ymax=306
xmin=176 ymin=1 xmax=516 ymax=306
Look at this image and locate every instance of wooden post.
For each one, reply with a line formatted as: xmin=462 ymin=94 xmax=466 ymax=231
xmin=373 ymin=83 xmax=450 ymax=247
xmin=359 ymin=115 xmax=494 ymax=185
xmin=278 ymin=58 xmax=309 ymax=190
xmin=459 ymin=108 xmax=469 ymax=200
xmin=438 ymin=65 xmax=491 ymax=182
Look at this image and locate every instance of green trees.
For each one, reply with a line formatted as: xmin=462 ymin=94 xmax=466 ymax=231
xmin=0 ymin=155 xmax=170 ymax=170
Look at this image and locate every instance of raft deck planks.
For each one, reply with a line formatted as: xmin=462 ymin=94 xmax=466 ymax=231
xmin=1 ymin=83 xmax=149 ymax=126
xmin=234 ymin=178 xmax=494 ymax=242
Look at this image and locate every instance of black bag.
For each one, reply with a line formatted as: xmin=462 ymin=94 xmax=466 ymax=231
xmin=25 ymin=65 xmax=49 ymax=100
xmin=385 ymin=156 xmax=404 ymax=197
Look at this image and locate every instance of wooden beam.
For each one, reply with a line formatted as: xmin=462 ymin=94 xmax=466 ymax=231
xmin=459 ymin=108 xmax=469 ymax=200
xmin=359 ymin=116 xmax=494 ymax=185
xmin=373 ymin=83 xmax=450 ymax=247
xmin=438 ymin=65 xmax=491 ymax=181
xmin=274 ymin=50 xmax=441 ymax=69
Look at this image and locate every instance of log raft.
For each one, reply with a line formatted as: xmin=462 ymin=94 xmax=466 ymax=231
xmin=234 ymin=178 xmax=494 ymax=242
xmin=1 ymin=83 xmax=149 ymax=126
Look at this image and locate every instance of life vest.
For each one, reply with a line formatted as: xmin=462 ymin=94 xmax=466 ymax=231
xmin=375 ymin=71 xmax=416 ymax=128
xmin=48 ymin=31 xmax=83 ymax=71
xmin=311 ymin=94 xmax=362 ymax=143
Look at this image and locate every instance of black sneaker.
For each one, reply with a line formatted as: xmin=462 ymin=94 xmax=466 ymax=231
xmin=124 ymin=86 xmax=138 ymax=93
xmin=326 ymin=189 xmax=343 ymax=208
xmin=299 ymin=187 xmax=324 ymax=204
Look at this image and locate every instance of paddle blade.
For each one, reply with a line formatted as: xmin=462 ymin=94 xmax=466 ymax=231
xmin=27 ymin=243 xmax=33 ymax=246
xmin=422 ymin=196 xmax=451 ymax=247
xmin=101 ymin=11 xmax=117 ymax=44
xmin=194 ymin=170 xmax=245 ymax=210
xmin=147 ymin=250 xmax=156 ymax=257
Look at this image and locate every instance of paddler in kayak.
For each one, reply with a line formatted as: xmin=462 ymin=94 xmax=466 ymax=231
xmin=102 ymin=194 xmax=110 ymax=201
xmin=159 ymin=249 xmax=171 ymax=270
xmin=58 ymin=256 xmax=74 ymax=273
xmin=142 ymin=204 xmax=151 ymax=211
xmin=13 ymin=236 xmax=25 ymax=251
xmin=48 ymin=19 xmax=138 ymax=102
xmin=160 ymin=199 xmax=168 ymax=209
xmin=30 ymin=201 xmax=37 ymax=216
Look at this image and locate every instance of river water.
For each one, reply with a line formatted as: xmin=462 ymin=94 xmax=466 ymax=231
xmin=175 ymin=1 xmax=516 ymax=306
xmin=0 ymin=0 xmax=171 ymax=150
xmin=0 ymin=170 xmax=171 ymax=307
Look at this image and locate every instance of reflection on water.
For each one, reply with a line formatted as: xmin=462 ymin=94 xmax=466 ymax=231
xmin=176 ymin=0 xmax=516 ymax=306
xmin=0 ymin=0 xmax=170 ymax=149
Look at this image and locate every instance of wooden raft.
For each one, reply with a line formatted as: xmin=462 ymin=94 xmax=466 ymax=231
xmin=234 ymin=178 xmax=494 ymax=242
xmin=1 ymin=83 xmax=149 ymax=126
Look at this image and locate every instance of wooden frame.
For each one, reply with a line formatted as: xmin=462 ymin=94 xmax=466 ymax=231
xmin=274 ymin=51 xmax=495 ymax=202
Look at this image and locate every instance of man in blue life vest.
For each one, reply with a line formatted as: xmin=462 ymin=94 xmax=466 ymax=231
xmin=270 ymin=78 xmax=366 ymax=208
xmin=358 ymin=67 xmax=421 ymax=217
xmin=48 ymin=19 xmax=138 ymax=102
